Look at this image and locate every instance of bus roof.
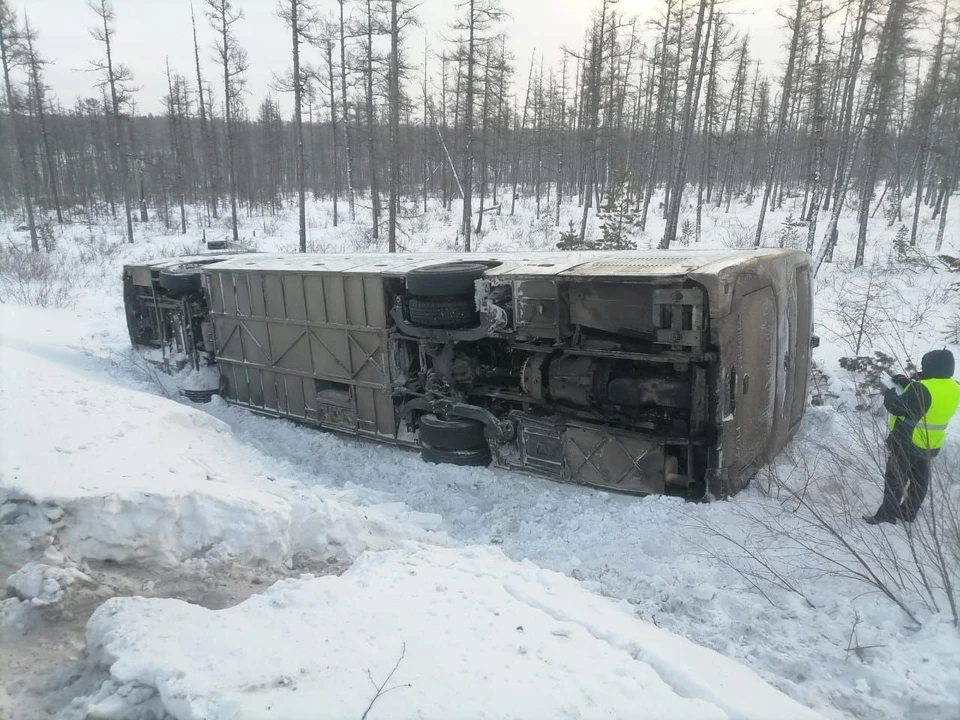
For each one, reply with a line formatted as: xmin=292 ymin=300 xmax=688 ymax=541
xmin=165 ymin=248 xmax=801 ymax=279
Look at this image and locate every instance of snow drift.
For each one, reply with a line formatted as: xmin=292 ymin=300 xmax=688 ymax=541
xmin=0 ymin=307 xmax=443 ymax=572
xmin=71 ymin=544 xmax=824 ymax=720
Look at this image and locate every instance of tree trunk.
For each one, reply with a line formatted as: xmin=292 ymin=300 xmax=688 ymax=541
xmin=98 ymin=0 xmax=134 ymax=243
xmin=388 ymin=0 xmax=400 ymax=252
xmin=338 ymin=0 xmax=356 ymax=220
xmin=24 ymin=18 xmax=63 ymax=225
xmin=853 ymin=0 xmax=908 ymax=268
xmin=365 ymin=0 xmax=380 ymax=240
xmin=219 ymin=10 xmax=240 ymax=243
xmin=805 ymin=2 xmax=828 ymax=255
xmin=476 ymin=46 xmax=492 ymax=235
xmin=754 ymin=0 xmax=806 ymax=247
xmin=910 ymin=0 xmax=948 ymax=247
xmin=462 ymin=0 xmax=476 ymax=251
xmin=192 ymin=5 xmax=217 ymax=221
xmin=511 ymin=52 xmax=535 ymax=216
xmin=578 ymin=2 xmax=610 ymax=246
xmin=0 ymin=8 xmax=39 ymax=251
xmin=828 ymin=0 xmax=871 ymax=215
xmin=640 ymin=0 xmax=672 ymax=231
xmin=291 ymin=0 xmax=306 ymax=252
xmin=660 ymin=0 xmax=710 ymax=249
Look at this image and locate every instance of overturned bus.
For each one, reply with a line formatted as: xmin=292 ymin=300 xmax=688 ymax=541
xmin=123 ymin=249 xmax=815 ymax=499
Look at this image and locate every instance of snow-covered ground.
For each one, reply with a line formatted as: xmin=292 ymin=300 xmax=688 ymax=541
xmin=1 ymin=194 xmax=959 ymax=719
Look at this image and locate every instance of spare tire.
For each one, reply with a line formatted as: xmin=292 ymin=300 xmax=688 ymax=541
xmin=419 ymin=414 xmax=487 ymax=451
xmin=158 ymin=268 xmax=203 ymax=294
xmin=406 ymin=262 xmax=487 ymax=297
xmin=421 ymin=443 xmax=491 ymax=468
xmin=408 ymin=296 xmax=478 ymax=328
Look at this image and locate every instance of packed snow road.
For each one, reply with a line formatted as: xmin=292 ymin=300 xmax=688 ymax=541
xmin=1 ymin=293 xmax=957 ymax=719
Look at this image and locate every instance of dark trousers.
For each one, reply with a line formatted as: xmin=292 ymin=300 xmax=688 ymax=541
xmin=876 ymin=442 xmax=931 ymax=523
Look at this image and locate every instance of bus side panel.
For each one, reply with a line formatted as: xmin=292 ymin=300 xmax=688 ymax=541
xmin=207 ymin=269 xmax=397 ymax=440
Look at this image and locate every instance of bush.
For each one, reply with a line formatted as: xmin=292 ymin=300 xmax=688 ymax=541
xmin=74 ymin=227 xmax=125 ymax=268
xmin=686 ymin=411 xmax=960 ymax=628
xmin=0 ymin=243 xmax=77 ymax=308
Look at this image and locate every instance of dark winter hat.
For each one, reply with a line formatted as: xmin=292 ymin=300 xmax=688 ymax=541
xmin=921 ymin=349 xmax=955 ymax=379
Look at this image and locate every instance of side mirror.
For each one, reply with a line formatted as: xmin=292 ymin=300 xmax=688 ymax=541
xmin=810 ymin=335 xmax=820 ymax=349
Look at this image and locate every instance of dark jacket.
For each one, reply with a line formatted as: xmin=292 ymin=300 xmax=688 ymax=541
xmin=885 ymin=350 xmax=956 ymax=458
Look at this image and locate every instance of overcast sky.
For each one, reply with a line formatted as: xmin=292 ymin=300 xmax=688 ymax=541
xmin=25 ymin=0 xmax=790 ymax=115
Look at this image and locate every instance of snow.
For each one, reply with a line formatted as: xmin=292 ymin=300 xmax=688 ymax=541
xmin=6 ymin=562 xmax=94 ymax=607
xmin=70 ymin=544 xmax=822 ymax=720
xmin=1 ymin=194 xmax=959 ymax=719
xmin=176 ymin=364 xmax=221 ymax=391
xmin=0 ymin=305 xmax=443 ymax=570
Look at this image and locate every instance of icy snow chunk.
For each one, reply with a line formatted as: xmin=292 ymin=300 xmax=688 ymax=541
xmin=176 ymin=364 xmax=221 ymax=391
xmin=6 ymin=561 xmax=93 ymax=606
xmin=76 ymin=545 xmax=824 ymax=720
xmin=0 ymin=502 xmax=20 ymax=522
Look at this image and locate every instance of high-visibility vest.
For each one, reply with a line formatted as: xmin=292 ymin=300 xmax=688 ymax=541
xmin=888 ymin=378 xmax=960 ymax=450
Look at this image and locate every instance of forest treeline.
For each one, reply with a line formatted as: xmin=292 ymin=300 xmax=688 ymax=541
xmin=1 ymin=0 xmax=959 ymax=270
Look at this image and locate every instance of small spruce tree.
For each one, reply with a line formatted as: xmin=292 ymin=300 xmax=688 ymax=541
xmin=596 ymin=169 xmax=638 ymax=250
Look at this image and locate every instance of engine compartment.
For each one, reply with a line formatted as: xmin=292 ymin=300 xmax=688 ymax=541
xmin=382 ymin=264 xmax=714 ymax=497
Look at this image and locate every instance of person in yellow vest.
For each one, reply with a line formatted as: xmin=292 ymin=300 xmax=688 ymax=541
xmin=864 ymin=349 xmax=960 ymax=525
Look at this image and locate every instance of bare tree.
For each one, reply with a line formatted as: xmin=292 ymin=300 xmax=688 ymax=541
xmin=804 ymin=0 xmax=831 ymax=255
xmin=640 ymin=0 xmax=673 ymax=231
xmin=909 ymin=0 xmax=949 ymax=248
xmin=0 ymin=1 xmax=38 ymax=250
xmin=277 ymin=0 xmax=317 ymax=252
xmin=207 ymin=0 xmax=247 ymax=244
xmin=336 ymin=0 xmax=356 ymax=220
xmin=754 ymin=0 xmax=808 ymax=246
xmin=164 ymin=58 xmax=189 ymax=234
xmin=388 ymin=0 xmax=400 ymax=251
xmin=853 ymin=0 xmax=913 ymax=268
xmin=22 ymin=14 xmax=62 ymax=225
xmin=573 ymin=0 xmax=617 ymax=246
xmin=357 ymin=0 xmax=383 ymax=240
xmin=452 ymin=0 xmax=505 ymax=251
xmin=321 ymin=29 xmax=339 ymax=226
xmin=192 ymin=2 xmax=218 ymax=222
xmin=89 ymin=0 xmax=134 ymax=243
xmin=661 ymin=0 xmax=711 ymax=249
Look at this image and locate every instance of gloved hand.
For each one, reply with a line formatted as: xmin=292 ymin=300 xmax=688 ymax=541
xmin=891 ymin=374 xmax=911 ymax=388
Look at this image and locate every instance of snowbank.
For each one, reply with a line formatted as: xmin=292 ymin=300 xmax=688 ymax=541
xmin=72 ymin=544 xmax=823 ymax=720
xmin=0 ymin=305 xmax=442 ymax=571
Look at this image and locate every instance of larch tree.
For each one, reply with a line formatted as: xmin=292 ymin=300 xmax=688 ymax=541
xmin=804 ymin=0 xmax=831 ymax=255
xmin=277 ymin=0 xmax=318 ymax=252
xmin=0 ymin=1 xmax=40 ymax=251
xmin=660 ymin=0 xmax=711 ymax=250
xmin=754 ymin=0 xmax=809 ymax=247
xmin=191 ymin=2 xmax=218 ymax=222
xmin=23 ymin=14 xmax=62 ymax=225
xmin=90 ymin=0 xmax=135 ymax=244
xmin=451 ymin=0 xmax=505 ymax=251
xmin=336 ymin=0 xmax=356 ymax=220
xmin=206 ymin=0 xmax=247 ymax=244
xmin=909 ymin=0 xmax=949 ymax=247
xmin=164 ymin=59 xmax=189 ymax=234
xmin=386 ymin=0 xmax=419 ymax=252
xmin=320 ymin=26 xmax=339 ymax=226
xmin=356 ymin=0 xmax=383 ymax=240
xmin=852 ymin=0 xmax=914 ymax=268
xmin=640 ymin=0 xmax=674 ymax=231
